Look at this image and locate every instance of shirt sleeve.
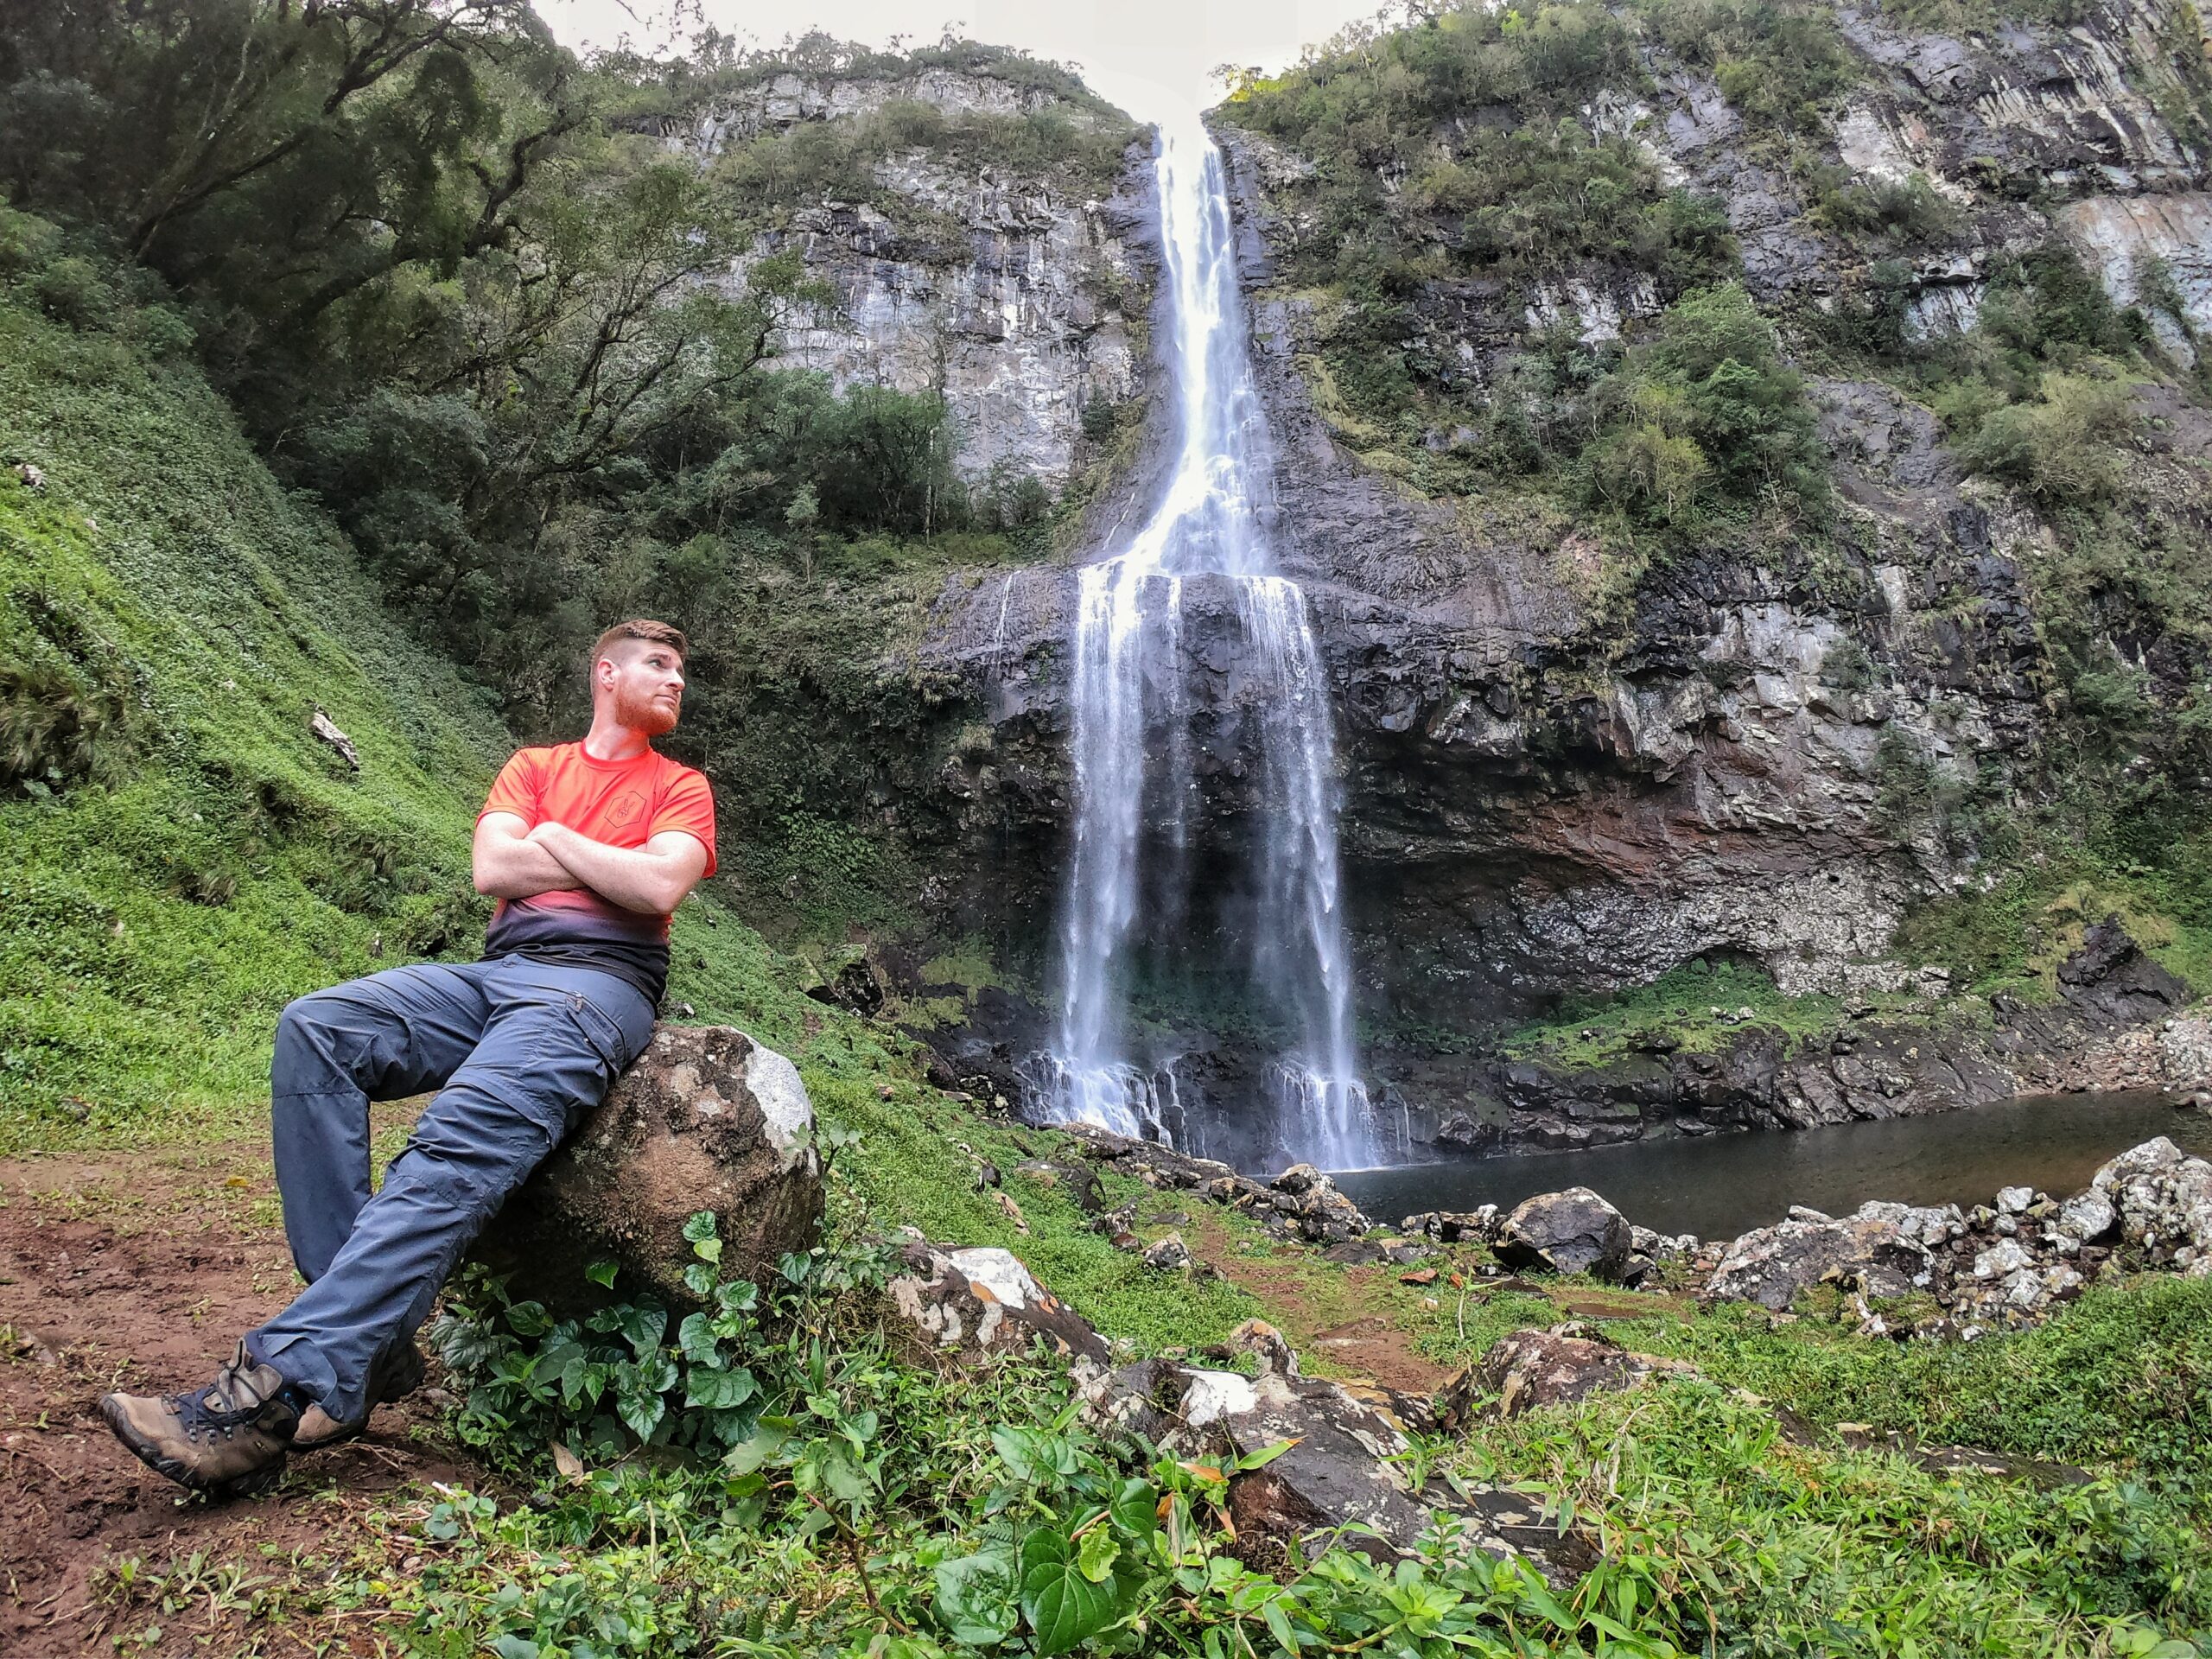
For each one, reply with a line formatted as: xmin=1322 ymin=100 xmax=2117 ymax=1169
xmin=652 ymin=767 xmax=718 ymax=877
xmin=478 ymin=749 xmax=540 ymax=825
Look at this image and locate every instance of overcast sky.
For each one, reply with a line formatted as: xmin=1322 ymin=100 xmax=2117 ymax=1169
xmin=535 ymin=0 xmax=1390 ymax=127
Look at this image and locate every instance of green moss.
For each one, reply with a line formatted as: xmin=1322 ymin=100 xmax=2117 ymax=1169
xmin=1494 ymin=959 xmax=1855 ymax=1069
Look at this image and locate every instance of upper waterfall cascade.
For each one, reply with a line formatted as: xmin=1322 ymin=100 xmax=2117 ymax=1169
xmin=1032 ymin=119 xmax=1375 ymax=1170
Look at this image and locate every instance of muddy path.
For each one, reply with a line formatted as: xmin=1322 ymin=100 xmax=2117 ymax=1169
xmin=0 ymin=1132 xmax=470 ymax=1657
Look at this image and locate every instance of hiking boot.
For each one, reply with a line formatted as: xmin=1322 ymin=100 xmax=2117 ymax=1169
xmin=291 ymin=1336 xmax=429 ymax=1452
xmin=100 ymin=1341 xmax=308 ymax=1499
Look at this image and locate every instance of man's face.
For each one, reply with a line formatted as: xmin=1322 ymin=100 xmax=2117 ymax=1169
xmin=600 ymin=640 xmax=685 ymax=735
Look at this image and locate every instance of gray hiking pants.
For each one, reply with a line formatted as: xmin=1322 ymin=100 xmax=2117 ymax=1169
xmin=245 ymin=956 xmax=654 ymax=1424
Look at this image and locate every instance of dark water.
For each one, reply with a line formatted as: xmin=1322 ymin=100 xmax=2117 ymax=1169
xmin=1332 ymin=1092 xmax=2204 ymax=1242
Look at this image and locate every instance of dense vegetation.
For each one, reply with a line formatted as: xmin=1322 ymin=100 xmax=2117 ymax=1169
xmin=0 ymin=2 xmax=1139 ymax=939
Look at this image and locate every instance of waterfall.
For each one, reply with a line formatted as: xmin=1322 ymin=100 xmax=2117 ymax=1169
xmin=1035 ymin=117 xmax=1374 ymax=1170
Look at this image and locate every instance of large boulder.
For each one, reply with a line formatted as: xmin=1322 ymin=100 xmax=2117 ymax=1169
xmin=473 ymin=1025 xmax=823 ymax=1312
xmin=1703 ymin=1207 xmax=1933 ymax=1311
xmin=1493 ymin=1188 xmax=1632 ymax=1280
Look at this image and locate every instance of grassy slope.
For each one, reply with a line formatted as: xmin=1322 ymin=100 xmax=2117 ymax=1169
xmin=0 ymin=294 xmax=512 ymax=1147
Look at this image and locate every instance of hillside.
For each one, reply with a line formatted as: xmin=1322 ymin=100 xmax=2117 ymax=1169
xmin=0 ymin=214 xmax=923 ymax=1154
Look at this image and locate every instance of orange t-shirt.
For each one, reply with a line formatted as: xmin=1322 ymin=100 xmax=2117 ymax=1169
xmin=476 ymin=741 xmax=717 ymax=1001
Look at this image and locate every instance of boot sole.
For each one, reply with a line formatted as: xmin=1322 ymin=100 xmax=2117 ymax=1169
xmin=99 ymin=1394 xmax=287 ymax=1500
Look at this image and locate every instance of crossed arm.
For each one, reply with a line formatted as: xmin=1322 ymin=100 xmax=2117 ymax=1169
xmin=474 ymin=812 xmax=709 ymax=916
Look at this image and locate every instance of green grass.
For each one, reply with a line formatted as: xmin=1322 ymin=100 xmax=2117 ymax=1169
xmin=1492 ymin=959 xmax=1860 ymax=1070
xmin=0 ymin=292 xmax=514 ymax=1149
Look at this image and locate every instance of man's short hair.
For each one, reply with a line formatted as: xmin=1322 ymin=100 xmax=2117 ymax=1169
xmin=592 ymin=619 xmax=688 ymax=674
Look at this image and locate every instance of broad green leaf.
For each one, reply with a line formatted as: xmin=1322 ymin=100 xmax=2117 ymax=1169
xmin=612 ymin=1303 xmax=667 ymax=1360
xmin=684 ymin=1363 xmax=758 ymax=1410
xmin=1074 ymin=1526 xmax=1120 ymax=1585
xmin=683 ymin=1262 xmax=717 ymax=1299
xmin=614 ymin=1384 xmax=664 ymax=1445
xmin=677 ymin=1311 xmax=720 ymax=1364
xmin=934 ymin=1547 xmax=1021 ymax=1648
xmin=504 ymin=1300 xmax=553 ymax=1338
xmin=1109 ymin=1478 xmax=1160 ymax=1539
xmin=1262 ymin=1597 xmax=1299 ymax=1654
xmin=681 ymin=1211 xmax=719 ymax=1244
xmin=584 ymin=1259 xmax=619 ymax=1290
xmin=725 ymin=1418 xmax=793 ymax=1476
xmin=811 ymin=1440 xmax=876 ymax=1507
xmin=1020 ymin=1529 xmax=1123 ymax=1657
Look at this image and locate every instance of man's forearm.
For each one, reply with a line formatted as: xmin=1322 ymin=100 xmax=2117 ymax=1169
xmin=474 ymin=832 xmax=581 ymax=900
xmin=531 ymin=823 xmax=692 ymax=914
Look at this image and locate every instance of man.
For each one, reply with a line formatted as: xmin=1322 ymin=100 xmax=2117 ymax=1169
xmin=102 ymin=620 xmax=715 ymax=1497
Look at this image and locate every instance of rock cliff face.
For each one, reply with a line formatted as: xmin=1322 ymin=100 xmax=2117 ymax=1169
xmin=658 ymin=69 xmax=1153 ymax=487
xmin=1199 ymin=0 xmax=2212 ymax=1014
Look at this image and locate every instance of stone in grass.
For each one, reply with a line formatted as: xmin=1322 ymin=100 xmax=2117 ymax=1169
xmin=473 ymin=1026 xmax=823 ymax=1314
xmin=886 ymin=1243 xmax=1111 ymax=1367
xmin=1493 ymin=1187 xmax=1634 ymax=1281
xmin=1079 ymin=1359 xmax=1593 ymax=1587
xmin=1434 ymin=1325 xmax=1697 ymax=1425
xmin=1142 ymin=1232 xmax=1192 ymax=1272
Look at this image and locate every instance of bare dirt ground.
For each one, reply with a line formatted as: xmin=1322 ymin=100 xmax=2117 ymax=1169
xmin=0 ymin=1128 xmax=468 ymax=1658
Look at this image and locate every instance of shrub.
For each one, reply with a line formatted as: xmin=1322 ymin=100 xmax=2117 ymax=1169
xmin=30 ymin=253 xmax=116 ymax=329
xmin=1954 ymin=371 xmax=2137 ymax=502
xmin=1584 ymin=283 xmax=1827 ymax=525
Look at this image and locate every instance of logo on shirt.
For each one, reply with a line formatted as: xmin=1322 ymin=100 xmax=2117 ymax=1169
xmin=606 ymin=791 xmax=645 ymax=828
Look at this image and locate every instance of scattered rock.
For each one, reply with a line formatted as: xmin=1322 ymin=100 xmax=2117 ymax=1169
xmin=1702 ymin=1208 xmax=1931 ymax=1312
xmin=2056 ymin=1190 xmax=2117 ymax=1243
xmin=473 ymin=1026 xmax=822 ymax=1314
xmin=1010 ymin=1157 xmax=1103 ymax=1213
xmin=1402 ymin=1207 xmax=1497 ymax=1243
xmin=309 ymin=709 xmax=360 ymax=770
xmin=1493 ymin=1187 xmax=1633 ymax=1281
xmin=887 ymin=1243 xmax=1110 ymax=1366
xmin=1437 ymin=1325 xmax=1696 ymax=1424
xmin=1225 ymin=1317 xmax=1300 ymax=1377
xmin=2090 ymin=1136 xmax=2212 ymax=1252
xmin=1142 ymin=1232 xmax=1192 ymax=1272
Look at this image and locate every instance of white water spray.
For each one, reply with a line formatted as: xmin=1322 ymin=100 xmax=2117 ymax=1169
xmin=1038 ymin=118 xmax=1373 ymax=1168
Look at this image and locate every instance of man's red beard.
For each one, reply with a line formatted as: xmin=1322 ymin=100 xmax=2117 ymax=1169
xmin=614 ymin=685 xmax=681 ymax=735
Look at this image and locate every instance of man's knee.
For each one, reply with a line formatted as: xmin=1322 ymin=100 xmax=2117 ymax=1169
xmin=273 ymin=991 xmax=341 ymax=1073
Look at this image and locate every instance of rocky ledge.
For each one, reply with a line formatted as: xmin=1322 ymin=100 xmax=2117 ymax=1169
xmin=1423 ymin=918 xmax=2209 ymax=1158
